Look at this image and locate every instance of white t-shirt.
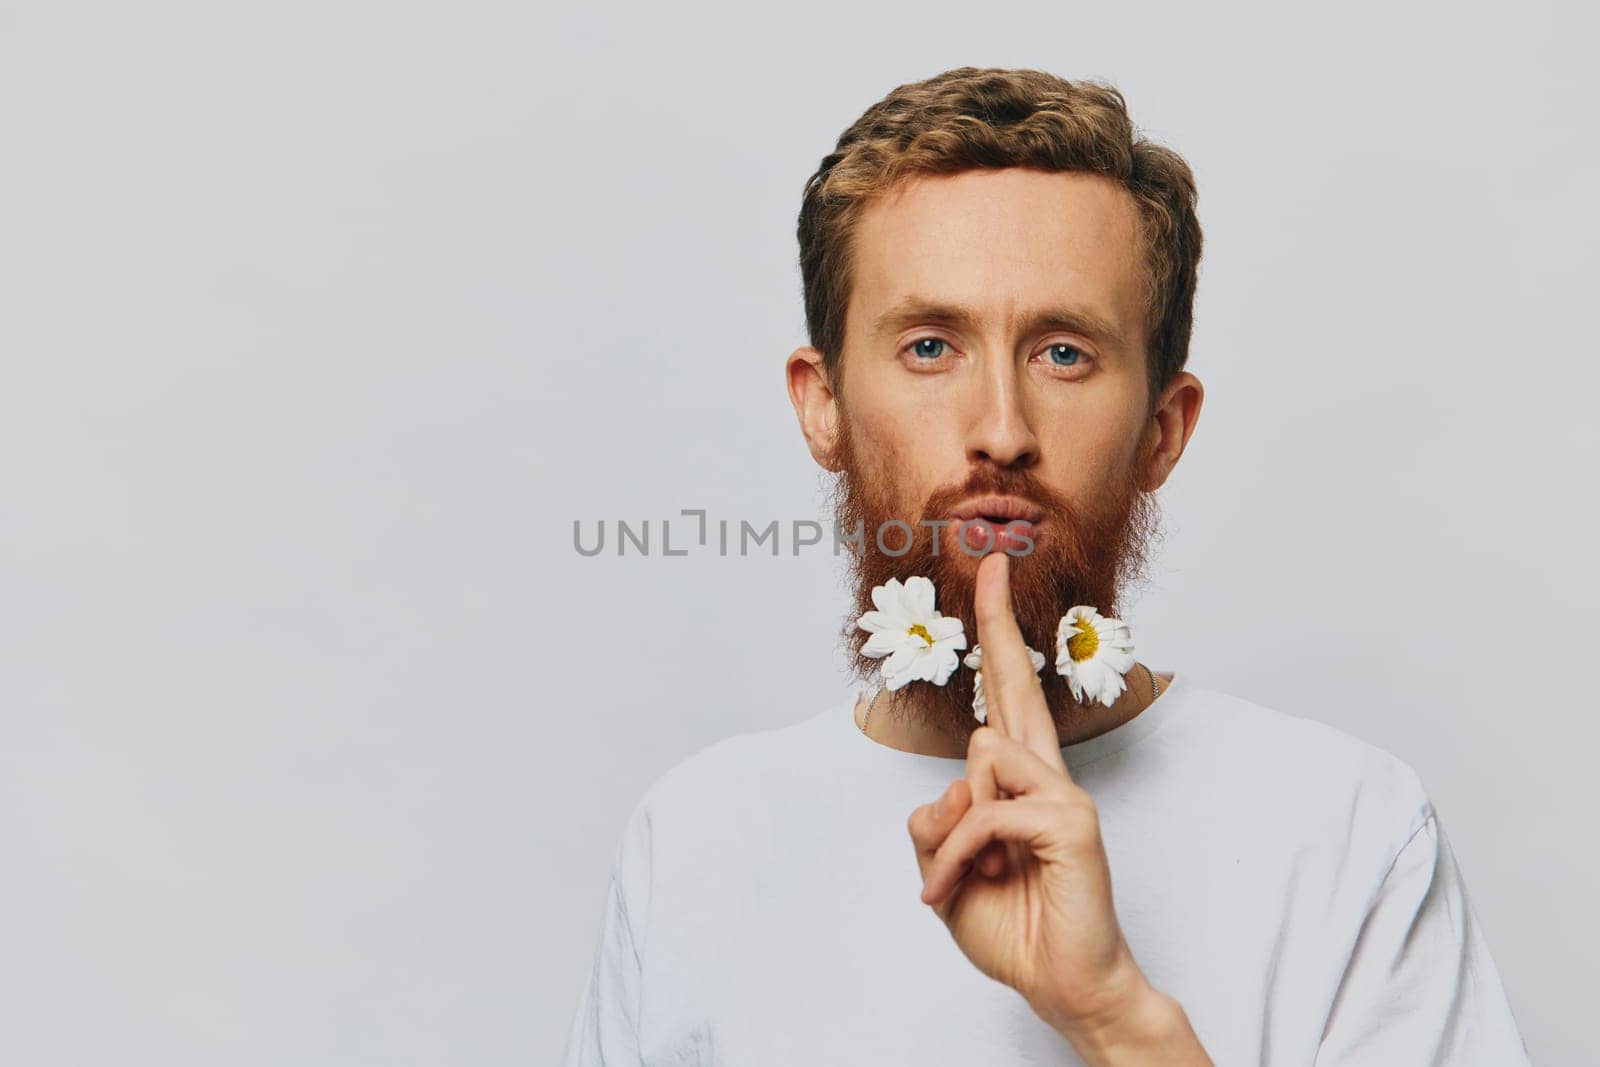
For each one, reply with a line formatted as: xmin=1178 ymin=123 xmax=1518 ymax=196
xmin=560 ymin=674 xmax=1532 ymax=1065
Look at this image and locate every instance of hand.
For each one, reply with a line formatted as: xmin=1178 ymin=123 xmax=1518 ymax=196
xmin=906 ymin=553 xmax=1209 ymax=1062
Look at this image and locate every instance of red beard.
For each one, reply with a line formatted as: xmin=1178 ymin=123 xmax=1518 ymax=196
xmin=829 ymin=414 xmax=1162 ymax=744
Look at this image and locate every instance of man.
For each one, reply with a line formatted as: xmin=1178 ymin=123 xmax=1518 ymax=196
xmin=561 ymin=67 xmax=1531 ymax=1065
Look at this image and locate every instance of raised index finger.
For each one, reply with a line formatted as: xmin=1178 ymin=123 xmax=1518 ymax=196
xmin=973 ymin=552 xmax=1069 ymax=773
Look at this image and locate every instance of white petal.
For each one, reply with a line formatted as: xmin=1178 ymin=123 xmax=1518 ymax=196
xmin=1095 ymin=630 xmax=1131 ymax=651
xmin=871 ymin=580 xmax=903 ymax=615
xmin=903 ymin=575 xmax=937 ymax=619
xmin=1083 ymin=661 xmax=1126 ymax=706
xmin=862 ymin=631 xmax=908 ymax=658
xmin=1099 ymin=672 xmax=1128 ymax=707
xmin=929 ymin=646 xmax=960 ymax=686
xmin=857 ymin=610 xmax=893 ymax=634
xmin=905 ymin=649 xmax=939 ymax=686
xmin=1078 ymin=658 xmax=1112 ymax=686
xmin=892 ymin=578 xmax=920 ymax=619
xmin=882 ymin=645 xmax=918 ymax=679
xmin=1102 ymin=638 xmax=1136 ymax=660
xmin=883 ymin=652 xmax=920 ymax=691
xmin=1100 ymin=648 xmax=1136 ymax=674
xmin=963 ymin=646 xmax=984 ymax=670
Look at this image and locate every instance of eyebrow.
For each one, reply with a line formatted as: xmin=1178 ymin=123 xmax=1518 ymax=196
xmin=870 ymin=297 xmax=1131 ymax=353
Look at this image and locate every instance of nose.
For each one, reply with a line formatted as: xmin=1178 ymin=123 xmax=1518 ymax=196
xmin=966 ymin=353 xmax=1040 ymax=469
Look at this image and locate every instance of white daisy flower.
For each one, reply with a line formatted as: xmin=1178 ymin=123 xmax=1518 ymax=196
xmin=1055 ymin=605 xmax=1137 ymax=707
xmin=857 ymin=576 xmax=967 ymax=691
xmin=962 ymin=644 xmax=1047 ymax=724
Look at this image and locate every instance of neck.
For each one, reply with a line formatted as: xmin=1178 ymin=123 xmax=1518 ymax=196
xmin=856 ymin=663 xmax=1170 ymax=759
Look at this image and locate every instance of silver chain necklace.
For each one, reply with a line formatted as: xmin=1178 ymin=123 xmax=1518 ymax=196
xmin=860 ymin=662 xmax=1162 ymax=738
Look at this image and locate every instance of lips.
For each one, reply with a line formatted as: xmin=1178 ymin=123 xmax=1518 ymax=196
xmin=948 ymin=495 xmax=1045 ymax=554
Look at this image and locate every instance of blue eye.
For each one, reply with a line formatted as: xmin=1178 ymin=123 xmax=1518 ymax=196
xmin=910 ymin=337 xmax=947 ymax=359
xmin=1046 ymin=343 xmax=1084 ymax=366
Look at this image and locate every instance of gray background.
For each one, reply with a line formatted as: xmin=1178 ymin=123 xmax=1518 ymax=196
xmin=2 ymin=0 xmax=1594 ymax=1063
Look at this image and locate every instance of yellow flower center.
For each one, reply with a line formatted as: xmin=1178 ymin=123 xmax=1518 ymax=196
xmin=1066 ymin=618 xmax=1099 ymax=662
xmin=907 ymin=623 xmax=935 ymax=647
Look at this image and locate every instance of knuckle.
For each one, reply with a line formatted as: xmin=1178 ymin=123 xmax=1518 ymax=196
xmin=906 ymin=806 xmax=927 ymax=838
xmin=1068 ymin=785 xmax=1097 ymax=812
xmin=1045 ymin=776 xmax=1083 ymax=802
xmin=1059 ymin=800 xmax=1101 ymax=843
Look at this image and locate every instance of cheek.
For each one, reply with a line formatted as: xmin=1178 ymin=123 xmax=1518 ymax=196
xmin=848 ymin=412 xmax=943 ymax=509
xmin=851 ymin=389 xmax=928 ymax=461
xmin=1038 ymin=409 xmax=1145 ymax=489
xmin=856 ymin=418 xmax=915 ymax=490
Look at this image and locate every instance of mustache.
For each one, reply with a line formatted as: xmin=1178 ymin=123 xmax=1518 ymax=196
xmin=917 ymin=467 xmax=1079 ymax=526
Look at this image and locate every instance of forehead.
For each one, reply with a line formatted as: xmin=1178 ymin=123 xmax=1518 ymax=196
xmin=845 ymin=168 xmax=1148 ymax=349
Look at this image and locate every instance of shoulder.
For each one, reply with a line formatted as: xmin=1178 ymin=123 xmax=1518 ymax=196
xmin=648 ymin=701 xmax=839 ymax=802
xmin=1173 ymin=683 xmax=1436 ymax=854
xmin=1187 ymin=685 xmax=1429 ymax=795
xmin=610 ymin=700 xmax=846 ymax=857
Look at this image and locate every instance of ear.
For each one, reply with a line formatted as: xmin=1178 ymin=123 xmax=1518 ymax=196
xmin=1138 ymin=371 xmax=1204 ymax=492
xmin=786 ymin=345 xmax=843 ymax=471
